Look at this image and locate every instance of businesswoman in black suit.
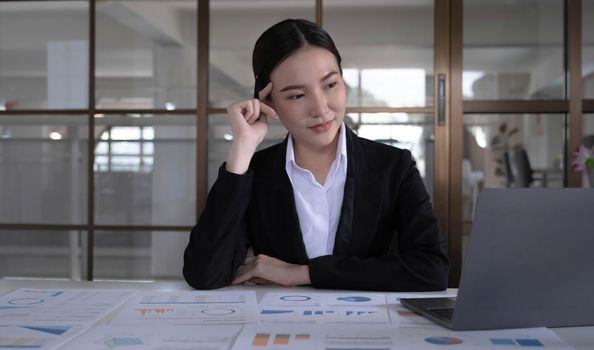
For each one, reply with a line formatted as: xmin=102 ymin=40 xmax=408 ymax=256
xmin=183 ymin=19 xmax=449 ymax=291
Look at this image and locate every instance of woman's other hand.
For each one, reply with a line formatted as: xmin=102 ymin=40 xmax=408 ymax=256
xmin=225 ymin=83 xmax=278 ymax=174
xmin=232 ymin=254 xmax=311 ymax=287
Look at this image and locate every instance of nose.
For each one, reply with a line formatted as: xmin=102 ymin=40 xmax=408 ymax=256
xmin=309 ymin=90 xmax=329 ymax=118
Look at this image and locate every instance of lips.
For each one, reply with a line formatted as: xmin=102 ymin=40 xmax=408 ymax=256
xmin=309 ymin=120 xmax=333 ymax=133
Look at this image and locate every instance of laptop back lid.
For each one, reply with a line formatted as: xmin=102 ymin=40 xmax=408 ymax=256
xmin=453 ymin=188 xmax=594 ymax=330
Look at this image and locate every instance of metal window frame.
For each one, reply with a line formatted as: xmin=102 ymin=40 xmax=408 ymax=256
xmin=0 ymin=0 xmax=591 ymax=286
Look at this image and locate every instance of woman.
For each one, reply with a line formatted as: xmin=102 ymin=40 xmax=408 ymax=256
xmin=183 ymin=19 xmax=449 ymax=291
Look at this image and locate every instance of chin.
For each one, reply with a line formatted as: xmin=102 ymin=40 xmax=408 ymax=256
xmin=311 ymin=125 xmax=340 ymax=146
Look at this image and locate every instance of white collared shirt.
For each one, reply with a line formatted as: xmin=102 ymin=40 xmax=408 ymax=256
xmin=285 ymin=123 xmax=348 ymax=259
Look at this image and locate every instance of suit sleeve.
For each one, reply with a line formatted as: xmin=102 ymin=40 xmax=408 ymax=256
xmin=308 ymin=150 xmax=449 ymax=291
xmin=183 ymin=164 xmax=252 ymax=289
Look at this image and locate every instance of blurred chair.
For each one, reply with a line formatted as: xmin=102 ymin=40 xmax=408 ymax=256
xmin=462 ymin=158 xmax=484 ymax=220
xmin=508 ymin=148 xmax=563 ymax=187
xmin=503 ymin=151 xmax=514 ymax=187
xmin=509 ymin=148 xmax=535 ymax=187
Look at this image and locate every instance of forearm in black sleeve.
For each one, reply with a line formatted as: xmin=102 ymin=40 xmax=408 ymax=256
xmin=183 ymin=164 xmax=253 ymax=289
xmin=309 ymin=248 xmax=448 ymax=291
xmin=308 ymin=207 xmax=448 ymax=291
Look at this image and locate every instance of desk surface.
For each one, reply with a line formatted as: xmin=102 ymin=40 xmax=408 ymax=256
xmin=1 ymin=279 xmax=592 ymax=350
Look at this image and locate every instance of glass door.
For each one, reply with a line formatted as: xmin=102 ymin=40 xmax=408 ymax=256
xmin=448 ymin=0 xmax=587 ymax=285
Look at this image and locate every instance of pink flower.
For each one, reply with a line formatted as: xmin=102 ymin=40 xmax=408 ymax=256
xmin=572 ymin=145 xmax=594 ymax=173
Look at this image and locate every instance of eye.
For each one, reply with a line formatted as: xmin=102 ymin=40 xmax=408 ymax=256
xmin=325 ymin=81 xmax=338 ymax=90
xmin=288 ymin=94 xmax=304 ymax=100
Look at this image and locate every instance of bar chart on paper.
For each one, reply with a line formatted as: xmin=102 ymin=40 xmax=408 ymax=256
xmin=109 ymin=290 xmax=258 ymax=325
xmin=259 ymin=306 xmax=390 ymax=324
xmin=60 ymin=324 xmax=242 ymax=350
xmin=233 ymin=324 xmax=575 ymax=350
xmin=250 ymin=332 xmax=311 ymax=347
xmin=234 ymin=325 xmax=316 ymax=349
xmin=258 ymin=292 xmax=390 ymax=325
xmin=233 ymin=324 xmax=397 ymax=350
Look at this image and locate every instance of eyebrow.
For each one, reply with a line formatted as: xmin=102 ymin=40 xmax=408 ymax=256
xmin=279 ymin=71 xmax=339 ymax=93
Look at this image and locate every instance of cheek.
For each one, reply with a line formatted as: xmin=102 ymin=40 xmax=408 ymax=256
xmin=330 ymin=87 xmax=347 ymax=109
xmin=274 ymin=102 xmax=304 ymax=123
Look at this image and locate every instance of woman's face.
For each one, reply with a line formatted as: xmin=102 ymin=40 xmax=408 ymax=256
xmin=268 ymin=45 xmax=346 ymax=151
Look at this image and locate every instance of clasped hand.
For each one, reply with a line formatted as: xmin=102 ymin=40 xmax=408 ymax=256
xmin=232 ymin=254 xmax=311 ymax=287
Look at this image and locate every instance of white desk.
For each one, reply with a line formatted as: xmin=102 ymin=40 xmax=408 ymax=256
xmin=1 ymin=278 xmax=592 ymax=350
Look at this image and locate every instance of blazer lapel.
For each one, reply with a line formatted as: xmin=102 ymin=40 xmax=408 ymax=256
xmin=254 ymin=139 xmax=309 ymax=264
xmin=333 ymin=127 xmax=385 ymax=256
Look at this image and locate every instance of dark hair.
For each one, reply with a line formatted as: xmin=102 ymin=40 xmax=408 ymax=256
xmin=252 ymin=19 xmax=342 ymax=98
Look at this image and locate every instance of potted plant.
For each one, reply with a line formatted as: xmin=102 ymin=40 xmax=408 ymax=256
xmin=572 ymin=145 xmax=594 ymax=187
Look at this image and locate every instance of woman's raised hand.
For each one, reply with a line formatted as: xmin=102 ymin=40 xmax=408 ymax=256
xmin=225 ymin=82 xmax=278 ymax=174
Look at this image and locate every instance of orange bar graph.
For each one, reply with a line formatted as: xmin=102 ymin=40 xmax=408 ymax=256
xmin=252 ymin=333 xmax=270 ymax=346
xmin=136 ymin=308 xmax=174 ymax=316
xmin=295 ymin=334 xmax=310 ymax=341
xmin=273 ymin=334 xmax=290 ymax=345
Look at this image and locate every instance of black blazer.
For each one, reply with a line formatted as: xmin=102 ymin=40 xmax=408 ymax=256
xmin=183 ymin=126 xmax=449 ymax=291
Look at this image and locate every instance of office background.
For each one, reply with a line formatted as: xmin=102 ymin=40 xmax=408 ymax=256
xmin=0 ymin=0 xmax=592 ymax=286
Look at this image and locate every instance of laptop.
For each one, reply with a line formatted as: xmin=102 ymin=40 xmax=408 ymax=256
xmin=401 ymin=188 xmax=594 ymax=330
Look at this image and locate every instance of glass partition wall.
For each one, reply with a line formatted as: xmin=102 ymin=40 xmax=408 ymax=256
xmin=0 ymin=0 xmax=591 ymax=286
xmin=461 ymin=0 xmax=566 ymax=224
xmin=0 ymin=0 xmax=199 ymax=280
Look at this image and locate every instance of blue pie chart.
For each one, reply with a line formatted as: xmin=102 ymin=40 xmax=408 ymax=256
xmin=8 ymin=298 xmax=44 ymax=305
xmin=280 ymin=295 xmax=311 ymax=302
xmin=337 ymin=296 xmax=372 ymax=302
xmin=424 ymin=336 xmax=464 ymax=345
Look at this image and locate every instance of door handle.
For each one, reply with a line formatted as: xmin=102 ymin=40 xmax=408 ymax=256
xmin=438 ymin=73 xmax=446 ymax=127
